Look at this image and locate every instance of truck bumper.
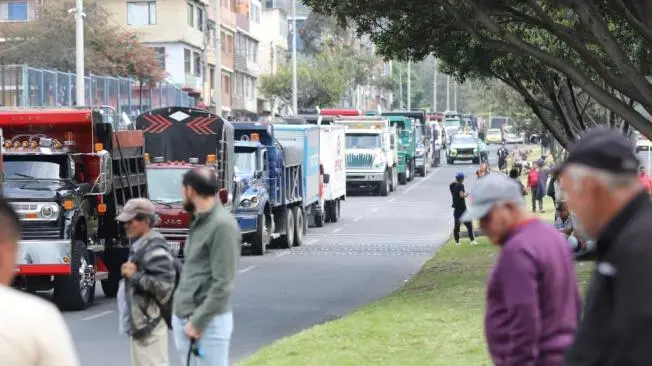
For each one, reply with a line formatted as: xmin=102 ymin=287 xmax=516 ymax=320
xmin=236 ymin=213 xmax=258 ymax=234
xmin=15 ymin=239 xmax=71 ymax=276
xmin=415 ymin=156 xmax=425 ymax=167
xmin=345 ymin=170 xmax=385 ymax=183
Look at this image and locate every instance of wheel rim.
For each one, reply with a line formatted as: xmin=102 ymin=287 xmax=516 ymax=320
xmin=78 ymin=255 xmax=94 ymax=301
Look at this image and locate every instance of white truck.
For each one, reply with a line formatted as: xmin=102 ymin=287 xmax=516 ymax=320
xmin=335 ymin=116 xmax=399 ymax=196
xmin=316 ymin=124 xmax=347 ymax=222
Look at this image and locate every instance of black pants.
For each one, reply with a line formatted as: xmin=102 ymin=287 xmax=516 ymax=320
xmin=498 ymin=158 xmax=507 ymax=171
xmin=453 ymin=208 xmax=474 ymax=242
xmin=531 ymin=187 xmax=543 ymax=212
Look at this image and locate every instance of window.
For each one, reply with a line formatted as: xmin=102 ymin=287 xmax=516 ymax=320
xmin=0 ymin=1 xmax=31 ymax=21
xmin=197 ymin=7 xmax=203 ymax=31
xmin=220 ymin=31 xmax=226 ymax=52
xmin=187 ymin=3 xmax=194 ymax=27
xmin=222 ymin=74 xmax=231 ymax=95
xmin=210 ymin=67 xmax=215 ymax=89
xmin=184 ymin=49 xmax=191 ymax=73
xmin=226 ymin=34 xmax=234 ymax=53
xmin=247 ymin=40 xmax=257 ymax=63
xmin=193 ymin=51 xmax=201 ymax=76
xmin=126 ymin=1 xmax=156 ymax=25
xmin=245 ymin=77 xmax=250 ymax=98
xmin=153 ymin=47 xmax=165 ymax=68
xmin=249 ymin=2 xmax=260 ymax=23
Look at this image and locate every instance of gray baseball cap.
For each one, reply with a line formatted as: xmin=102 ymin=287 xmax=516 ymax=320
xmin=116 ymin=198 xmax=156 ymax=222
xmin=460 ymin=173 xmax=524 ymax=222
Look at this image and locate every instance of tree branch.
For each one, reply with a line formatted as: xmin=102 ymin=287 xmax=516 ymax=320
xmin=612 ymin=0 xmax=652 ymax=46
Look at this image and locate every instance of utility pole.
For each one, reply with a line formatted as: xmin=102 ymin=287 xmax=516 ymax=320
xmin=406 ymin=61 xmax=411 ymax=110
xmin=214 ymin=0 xmax=222 ymax=115
xmin=454 ymin=81 xmax=457 ymax=112
xmin=74 ymin=0 xmax=85 ymax=105
xmin=446 ymin=75 xmax=450 ymax=111
xmin=399 ymin=71 xmax=403 ymax=109
xmin=291 ymin=0 xmax=298 ymax=114
xmin=433 ymin=58 xmax=437 ymax=112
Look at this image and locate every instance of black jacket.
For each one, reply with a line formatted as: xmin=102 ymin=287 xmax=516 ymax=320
xmin=566 ymin=192 xmax=652 ymax=365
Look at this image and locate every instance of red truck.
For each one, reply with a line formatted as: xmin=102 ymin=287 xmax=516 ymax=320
xmin=136 ymin=107 xmax=235 ymax=258
xmin=3 ymin=106 xmax=148 ymax=310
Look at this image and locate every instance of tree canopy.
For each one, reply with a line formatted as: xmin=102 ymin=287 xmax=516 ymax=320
xmin=304 ymin=0 xmax=652 ymax=143
xmin=0 ymin=1 xmax=164 ymax=85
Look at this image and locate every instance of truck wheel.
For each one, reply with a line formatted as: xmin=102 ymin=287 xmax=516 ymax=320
xmin=54 ymin=240 xmax=96 ymax=311
xmin=250 ymin=213 xmax=271 ymax=256
xmin=473 ymin=157 xmax=480 ymax=164
xmin=407 ymin=161 xmax=415 ymax=182
xmin=314 ymin=206 xmax=325 ymax=227
xmin=398 ymin=172 xmax=407 ymax=185
xmin=292 ymin=206 xmax=304 ymax=246
xmin=327 ymin=199 xmax=340 ymax=223
xmin=447 ymin=158 xmax=454 ymax=165
xmin=379 ymin=170 xmax=390 ymax=196
xmin=278 ymin=208 xmax=295 ymax=249
xmin=389 ymin=167 xmax=396 ymax=192
xmin=101 ymin=273 xmax=120 ymax=298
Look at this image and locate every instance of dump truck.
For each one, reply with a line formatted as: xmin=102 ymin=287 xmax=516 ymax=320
xmin=381 ymin=110 xmax=431 ymax=176
xmin=232 ymin=122 xmax=320 ymax=255
xmin=4 ymin=106 xmax=148 ymax=310
xmin=386 ymin=116 xmax=416 ymax=184
xmin=135 ymin=107 xmax=235 ymax=258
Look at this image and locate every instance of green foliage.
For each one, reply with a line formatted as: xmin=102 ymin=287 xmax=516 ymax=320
xmin=303 ymin=0 xmax=652 ymax=142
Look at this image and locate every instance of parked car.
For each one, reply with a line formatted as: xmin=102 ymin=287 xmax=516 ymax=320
xmin=486 ymin=128 xmax=503 ymax=144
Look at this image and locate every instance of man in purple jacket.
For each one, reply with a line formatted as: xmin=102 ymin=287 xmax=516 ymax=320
xmin=461 ymin=173 xmax=581 ymax=366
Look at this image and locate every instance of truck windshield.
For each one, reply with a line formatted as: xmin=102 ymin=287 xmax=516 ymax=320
xmin=346 ymin=134 xmax=381 ymax=149
xmin=5 ymin=161 xmax=62 ymax=180
xmin=234 ymin=151 xmax=257 ymax=174
xmin=445 ymin=120 xmax=460 ymax=128
xmin=452 ymin=136 xmax=477 ymax=145
xmin=147 ymin=168 xmax=186 ymax=203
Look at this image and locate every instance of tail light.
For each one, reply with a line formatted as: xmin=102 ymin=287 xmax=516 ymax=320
xmin=218 ymin=188 xmax=228 ymax=205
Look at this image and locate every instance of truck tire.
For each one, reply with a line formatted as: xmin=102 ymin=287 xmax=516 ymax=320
xmin=389 ymin=167 xmax=395 ymax=192
xmin=473 ymin=157 xmax=480 ymax=164
xmin=398 ymin=172 xmax=407 ymax=185
xmin=407 ymin=161 xmax=415 ymax=182
xmin=447 ymin=158 xmax=454 ymax=165
xmin=292 ymin=206 xmax=304 ymax=246
xmin=327 ymin=199 xmax=340 ymax=223
xmin=314 ymin=206 xmax=325 ymax=227
xmin=277 ymin=208 xmax=295 ymax=249
xmin=379 ymin=170 xmax=390 ymax=196
xmin=250 ymin=213 xmax=270 ymax=256
xmin=53 ymin=240 xmax=96 ymax=311
xmin=101 ymin=273 xmax=120 ymax=298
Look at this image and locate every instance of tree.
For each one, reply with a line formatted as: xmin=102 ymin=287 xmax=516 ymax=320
xmin=258 ymin=52 xmax=349 ymax=112
xmin=0 ymin=1 xmax=164 ymax=85
xmin=303 ymin=0 xmax=652 ymax=140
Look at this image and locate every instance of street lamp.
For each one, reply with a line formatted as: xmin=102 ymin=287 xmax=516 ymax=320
xmin=72 ymin=0 xmax=85 ymax=106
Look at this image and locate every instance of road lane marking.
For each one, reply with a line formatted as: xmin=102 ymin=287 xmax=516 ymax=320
xmin=81 ymin=310 xmax=114 ymax=321
xmin=403 ymin=168 xmax=438 ymax=194
xmin=332 ymin=227 xmax=342 ymax=233
xmin=237 ymin=265 xmax=257 ymax=273
xmin=305 ymin=238 xmax=319 ymax=246
xmin=386 ymin=198 xmax=395 ymax=203
xmin=353 ymin=216 xmax=363 ymax=222
xmin=371 ymin=207 xmax=379 ymax=212
xmin=275 ymin=252 xmax=289 ymax=258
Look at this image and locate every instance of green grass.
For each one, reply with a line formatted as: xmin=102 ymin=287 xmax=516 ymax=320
xmin=240 ymin=234 xmax=593 ymax=366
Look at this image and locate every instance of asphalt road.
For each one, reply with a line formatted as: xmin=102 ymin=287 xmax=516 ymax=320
xmin=52 ymin=151 xmax=491 ymax=366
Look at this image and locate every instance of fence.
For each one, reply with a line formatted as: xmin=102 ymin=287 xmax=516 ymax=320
xmin=0 ymin=65 xmax=195 ymax=117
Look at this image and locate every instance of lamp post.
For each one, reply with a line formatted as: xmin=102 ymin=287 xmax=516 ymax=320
xmin=74 ymin=0 xmax=85 ymax=105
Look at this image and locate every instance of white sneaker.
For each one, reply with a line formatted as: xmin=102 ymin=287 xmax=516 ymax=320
xmin=471 ymin=240 xmax=478 ymax=245
xmin=455 ymin=241 xmax=461 ymax=246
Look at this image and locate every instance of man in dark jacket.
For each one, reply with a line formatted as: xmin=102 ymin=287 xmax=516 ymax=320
xmin=116 ymin=198 xmax=177 ymax=366
xmin=558 ymin=128 xmax=652 ymax=365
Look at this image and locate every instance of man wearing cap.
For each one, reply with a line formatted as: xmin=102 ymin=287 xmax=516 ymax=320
xmin=557 ymin=128 xmax=652 ymax=365
xmin=116 ymin=198 xmax=177 ymax=366
xmin=461 ymin=173 xmax=581 ymax=366
xmin=450 ymin=172 xmax=477 ymax=245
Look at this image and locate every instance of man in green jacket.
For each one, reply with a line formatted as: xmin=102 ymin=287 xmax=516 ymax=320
xmin=477 ymin=139 xmax=489 ymax=164
xmin=172 ymin=167 xmax=240 ymax=366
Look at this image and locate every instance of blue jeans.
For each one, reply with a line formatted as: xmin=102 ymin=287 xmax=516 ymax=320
xmin=172 ymin=312 xmax=233 ymax=366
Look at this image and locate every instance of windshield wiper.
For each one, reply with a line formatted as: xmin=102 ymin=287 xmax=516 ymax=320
xmin=150 ymin=199 xmax=173 ymax=208
xmin=12 ymin=173 xmax=37 ymax=180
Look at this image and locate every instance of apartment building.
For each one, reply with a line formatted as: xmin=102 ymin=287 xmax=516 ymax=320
xmin=258 ymin=7 xmax=288 ymax=114
xmin=0 ymin=0 xmax=35 ymax=22
xmin=208 ymin=0 xmax=237 ymax=115
xmin=232 ymin=0 xmax=259 ymax=117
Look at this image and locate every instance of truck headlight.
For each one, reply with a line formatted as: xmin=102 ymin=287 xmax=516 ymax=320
xmin=239 ymin=197 xmax=259 ymax=208
xmin=40 ymin=204 xmax=56 ymax=218
xmin=240 ymin=199 xmax=251 ymax=208
xmin=450 ymin=149 xmax=457 ymax=156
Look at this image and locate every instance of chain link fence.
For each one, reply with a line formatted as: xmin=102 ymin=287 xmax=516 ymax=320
xmin=0 ymin=65 xmax=195 ymax=117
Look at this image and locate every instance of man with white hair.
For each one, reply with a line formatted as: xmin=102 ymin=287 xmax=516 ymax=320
xmin=461 ymin=173 xmax=581 ymax=365
xmin=557 ymin=128 xmax=652 ymax=365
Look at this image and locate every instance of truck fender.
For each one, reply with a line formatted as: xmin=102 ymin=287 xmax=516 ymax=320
xmin=63 ymin=200 xmax=90 ymax=242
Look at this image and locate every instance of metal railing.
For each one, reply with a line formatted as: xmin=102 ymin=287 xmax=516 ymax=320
xmin=0 ymin=65 xmax=195 ymax=117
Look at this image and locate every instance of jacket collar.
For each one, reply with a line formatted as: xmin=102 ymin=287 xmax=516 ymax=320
xmin=596 ymin=191 xmax=649 ymax=260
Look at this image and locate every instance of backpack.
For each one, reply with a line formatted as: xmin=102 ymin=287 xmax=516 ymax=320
xmin=528 ymin=169 xmax=539 ymax=188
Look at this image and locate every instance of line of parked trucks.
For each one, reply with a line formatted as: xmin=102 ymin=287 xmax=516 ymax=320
xmin=0 ymin=105 xmax=443 ymax=311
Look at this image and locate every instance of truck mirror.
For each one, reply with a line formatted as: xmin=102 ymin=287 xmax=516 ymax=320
xmin=323 ymin=173 xmax=330 ymax=184
xmin=218 ymin=188 xmax=229 ymax=205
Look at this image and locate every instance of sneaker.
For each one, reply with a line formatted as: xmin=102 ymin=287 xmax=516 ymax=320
xmin=471 ymin=240 xmax=478 ymax=245
xmin=455 ymin=241 xmax=461 ymax=246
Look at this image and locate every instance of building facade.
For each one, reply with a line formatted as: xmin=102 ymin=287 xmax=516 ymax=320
xmin=258 ymin=7 xmax=288 ymax=114
xmin=232 ymin=0 xmax=259 ymax=117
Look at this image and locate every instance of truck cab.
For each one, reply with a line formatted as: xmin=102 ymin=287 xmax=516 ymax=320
xmin=387 ymin=116 xmax=416 ymax=185
xmin=336 ymin=117 xmax=398 ymax=196
xmin=135 ymin=107 xmax=235 ymax=259
xmin=381 ymin=110 xmax=430 ymax=176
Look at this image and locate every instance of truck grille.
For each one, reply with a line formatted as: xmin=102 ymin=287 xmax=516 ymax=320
xmin=346 ymin=152 xmax=373 ymax=168
xmin=398 ymin=153 xmax=405 ymax=164
xmin=155 ymin=228 xmax=189 ymax=241
xmin=20 ymin=221 xmax=62 ymax=240
xmin=457 ymin=148 xmax=474 ymax=155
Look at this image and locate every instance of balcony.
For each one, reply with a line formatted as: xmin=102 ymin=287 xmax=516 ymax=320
xmin=221 ymin=49 xmax=235 ymax=70
xmin=184 ymin=73 xmax=202 ymax=91
xmin=246 ymin=59 xmax=260 ymax=77
xmin=221 ymin=7 xmax=236 ymax=29
xmin=234 ymin=52 xmax=247 ymax=72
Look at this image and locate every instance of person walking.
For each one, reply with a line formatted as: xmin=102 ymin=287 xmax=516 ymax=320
xmin=557 ymin=128 xmax=652 ymax=365
xmin=450 ymin=172 xmax=477 ymax=246
xmin=497 ymin=142 xmax=509 ymax=172
xmin=173 ymin=167 xmax=241 ymax=366
xmin=116 ymin=198 xmax=178 ymax=366
xmin=527 ymin=161 xmax=543 ymax=212
xmin=460 ymin=173 xmax=581 ymax=366
xmin=0 ymin=198 xmax=80 ymax=366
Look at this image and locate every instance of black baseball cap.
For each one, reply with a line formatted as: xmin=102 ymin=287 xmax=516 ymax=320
xmin=554 ymin=128 xmax=639 ymax=175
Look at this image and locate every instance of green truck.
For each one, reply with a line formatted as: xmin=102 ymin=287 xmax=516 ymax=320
xmin=387 ymin=116 xmax=416 ymax=184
